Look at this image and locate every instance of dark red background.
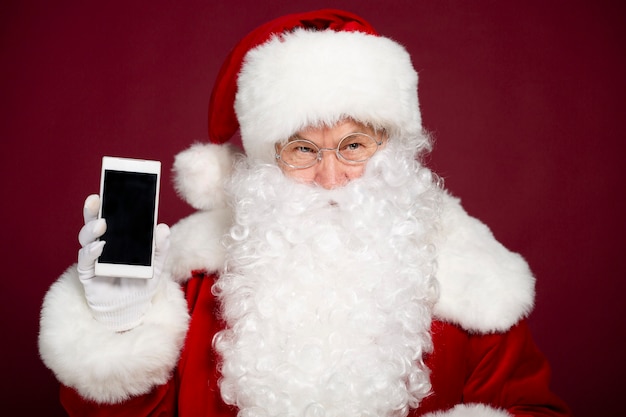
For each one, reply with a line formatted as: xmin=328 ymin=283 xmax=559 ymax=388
xmin=2 ymin=1 xmax=623 ymax=415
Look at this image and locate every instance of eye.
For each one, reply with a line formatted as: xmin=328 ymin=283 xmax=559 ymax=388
xmin=294 ymin=145 xmax=316 ymax=153
xmin=339 ymin=135 xmax=369 ymax=153
xmin=279 ymin=140 xmax=320 ymax=167
xmin=338 ymin=133 xmax=379 ymax=162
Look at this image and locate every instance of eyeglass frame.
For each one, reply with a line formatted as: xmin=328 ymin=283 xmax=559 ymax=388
xmin=274 ymin=132 xmax=385 ymax=169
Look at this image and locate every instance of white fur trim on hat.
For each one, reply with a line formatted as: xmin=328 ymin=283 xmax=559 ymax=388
xmin=421 ymin=403 xmax=512 ymax=417
xmin=235 ymin=28 xmax=421 ymax=163
xmin=38 ymin=266 xmax=190 ymax=404
xmin=173 ymin=142 xmax=239 ymax=210
xmin=435 ymin=193 xmax=535 ymax=333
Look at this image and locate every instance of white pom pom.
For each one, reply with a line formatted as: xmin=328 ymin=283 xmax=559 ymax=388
xmin=173 ymin=143 xmax=239 ymax=210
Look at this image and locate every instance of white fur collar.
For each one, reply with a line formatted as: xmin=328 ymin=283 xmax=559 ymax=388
xmin=166 ymin=193 xmax=534 ymax=334
xmin=435 ymin=194 xmax=535 ymax=333
xmin=165 ymin=207 xmax=232 ymax=282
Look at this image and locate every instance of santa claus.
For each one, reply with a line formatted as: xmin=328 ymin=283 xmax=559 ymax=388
xmin=38 ymin=9 xmax=570 ymax=417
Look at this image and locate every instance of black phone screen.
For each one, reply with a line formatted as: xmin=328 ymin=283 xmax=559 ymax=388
xmin=99 ymin=170 xmax=158 ymax=266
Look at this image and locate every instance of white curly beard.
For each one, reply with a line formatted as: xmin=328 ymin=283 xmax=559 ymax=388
xmin=213 ymin=138 xmax=442 ymax=417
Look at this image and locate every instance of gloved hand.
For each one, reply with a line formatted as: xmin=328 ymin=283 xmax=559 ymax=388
xmin=77 ymin=194 xmax=170 ymax=332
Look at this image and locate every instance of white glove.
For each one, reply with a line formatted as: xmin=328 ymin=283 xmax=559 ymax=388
xmin=77 ymin=194 xmax=170 ymax=332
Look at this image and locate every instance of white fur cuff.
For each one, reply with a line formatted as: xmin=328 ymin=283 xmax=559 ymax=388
xmin=421 ymin=403 xmax=512 ymax=417
xmin=38 ymin=265 xmax=190 ymax=404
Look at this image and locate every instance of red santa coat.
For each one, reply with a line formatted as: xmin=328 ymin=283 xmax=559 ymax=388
xmin=54 ymin=268 xmax=568 ymax=417
xmin=38 ymin=147 xmax=569 ymax=416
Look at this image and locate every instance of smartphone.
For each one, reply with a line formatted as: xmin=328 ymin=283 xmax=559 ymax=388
xmin=94 ymin=156 xmax=161 ymax=279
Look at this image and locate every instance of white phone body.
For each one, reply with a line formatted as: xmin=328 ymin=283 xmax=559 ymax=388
xmin=94 ymin=156 xmax=161 ymax=279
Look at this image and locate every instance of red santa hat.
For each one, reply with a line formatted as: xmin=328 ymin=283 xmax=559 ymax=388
xmin=174 ymin=9 xmax=422 ymax=210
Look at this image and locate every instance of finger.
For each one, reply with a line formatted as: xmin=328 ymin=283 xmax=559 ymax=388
xmin=154 ymin=223 xmax=171 ymax=255
xmin=77 ymin=240 xmax=106 ymax=276
xmin=83 ymin=194 xmax=100 ymax=225
xmin=153 ymin=223 xmax=170 ymax=275
xmin=78 ymin=218 xmax=107 ymax=247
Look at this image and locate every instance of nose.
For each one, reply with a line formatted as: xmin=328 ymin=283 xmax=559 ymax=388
xmin=313 ymin=152 xmax=349 ymax=189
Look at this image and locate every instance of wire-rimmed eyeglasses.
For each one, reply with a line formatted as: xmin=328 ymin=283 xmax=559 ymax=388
xmin=275 ymin=132 xmax=384 ymax=169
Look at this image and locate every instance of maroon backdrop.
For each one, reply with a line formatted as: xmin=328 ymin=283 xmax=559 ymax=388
xmin=2 ymin=1 xmax=623 ymax=415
